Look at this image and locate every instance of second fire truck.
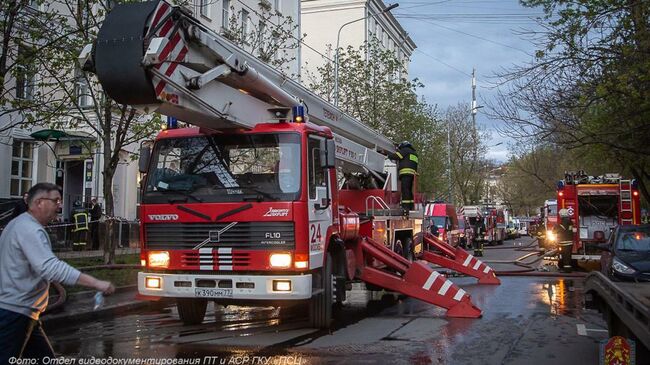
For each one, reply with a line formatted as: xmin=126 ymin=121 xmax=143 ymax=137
xmin=555 ymin=172 xmax=641 ymax=269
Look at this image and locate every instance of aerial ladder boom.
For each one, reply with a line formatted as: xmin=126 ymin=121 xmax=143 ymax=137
xmin=80 ymin=0 xmax=391 ymax=173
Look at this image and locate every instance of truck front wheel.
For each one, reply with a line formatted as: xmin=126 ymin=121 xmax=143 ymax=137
xmin=309 ymin=252 xmax=333 ymax=329
xmin=177 ymin=298 xmax=207 ymax=325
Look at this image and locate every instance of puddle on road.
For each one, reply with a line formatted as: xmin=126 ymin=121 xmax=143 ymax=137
xmin=49 ymin=276 xmax=588 ymax=361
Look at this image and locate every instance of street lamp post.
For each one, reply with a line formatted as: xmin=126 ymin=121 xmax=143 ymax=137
xmin=334 ymin=3 xmax=399 ymax=107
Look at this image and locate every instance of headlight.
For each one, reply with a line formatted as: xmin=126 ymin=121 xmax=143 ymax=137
xmin=148 ymin=251 xmax=170 ymax=268
xmin=546 ymin=230 xmax=556 ymax=242
xmin=270 ymin=253 xmax=292 ymax=268
xmin=612 ymin=257 xmax=636 ymax=274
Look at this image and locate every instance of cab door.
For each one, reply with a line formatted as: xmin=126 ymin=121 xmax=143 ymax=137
xmin=307 ymin=136 xmax=332 ymax=269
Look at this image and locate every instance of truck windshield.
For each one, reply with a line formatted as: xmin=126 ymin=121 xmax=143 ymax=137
xmin=547 ymin=204 xmax=557 ymax=216
xmin=143 ymin=133 xmax=301 ymax=203
xmin=431 ymin=216 xmax=447 ymax=228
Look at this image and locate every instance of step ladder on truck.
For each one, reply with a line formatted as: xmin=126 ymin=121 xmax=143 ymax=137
xmin=80 ymin=0 xmax=499 ymax=327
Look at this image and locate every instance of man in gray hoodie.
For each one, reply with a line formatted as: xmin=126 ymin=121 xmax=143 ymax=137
xmin=0 ymin=183 xmax=115 ymax=362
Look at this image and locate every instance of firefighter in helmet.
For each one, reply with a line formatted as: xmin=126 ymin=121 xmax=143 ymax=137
xmin=388 ymin=141 xmax=418 ymax=213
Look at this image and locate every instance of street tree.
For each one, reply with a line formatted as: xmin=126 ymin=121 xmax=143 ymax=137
xmin=0 ymin=0 xmax=74 ymax=132
xmin=489 ymin=0 xmax=650 ymax=204
xmin=442 ymin=103 xmax=489 ymax=205
xmin=221 ymin=1 xmax=302 ymax=76
xmin=306 ymin=40 xmax=447 ymax=196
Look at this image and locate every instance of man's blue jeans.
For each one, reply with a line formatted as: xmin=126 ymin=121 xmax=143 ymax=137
xmin=0 ymin=308 xmax=54 ymax=364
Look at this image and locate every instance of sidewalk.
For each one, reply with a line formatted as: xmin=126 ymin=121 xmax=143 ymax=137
xmin=42 ymin=286 xmax=166 ymax=327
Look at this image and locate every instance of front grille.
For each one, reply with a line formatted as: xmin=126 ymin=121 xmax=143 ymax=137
xmin=182 ymin=251 xmax=251 ymax=268
xmin=145 ymin=222 xmax=294 ymax=249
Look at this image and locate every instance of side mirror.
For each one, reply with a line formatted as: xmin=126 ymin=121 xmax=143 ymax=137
xmin=139 ymin=146 xmax=151 ymax=173
xmin=320 ymin=139 xmax=336 ymax=168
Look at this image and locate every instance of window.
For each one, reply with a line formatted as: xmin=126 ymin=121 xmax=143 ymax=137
xmin=308 ymin=137 xmax=325 ymax=199
xmin=258 ymin=20 xmax=267 ymax=54
xmin=16 ymin=46 xmax=35 ymax=100
xmin=199 ymin=0 xmax=209 ymax=18
xmin=241 ymin=9 xmax=250 ymax=35
xmin=222 ymin=0 xmax=230 ymax=28
xmin=75 ymin=68 xmax=92 ymax=108
xmin=10 ymin=140 xmax=35 ymax=197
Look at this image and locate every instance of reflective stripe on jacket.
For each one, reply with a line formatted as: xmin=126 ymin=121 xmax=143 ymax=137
xmin=389 ymin=146 xmax=418 ymax=176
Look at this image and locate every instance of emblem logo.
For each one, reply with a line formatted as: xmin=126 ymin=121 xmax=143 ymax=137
xmin=148 ymin=214 xmax=179 ymax=221
xmin=194 ymin=222 xmax=238 ymax=249
xmin=263 ymin=207 xmax=289 ymax=217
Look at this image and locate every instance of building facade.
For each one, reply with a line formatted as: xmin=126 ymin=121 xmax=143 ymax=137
xmin=0 ymin=0 xmax=301 ymax=222
xmin=300 ymin=0 xmax=416 ymax=80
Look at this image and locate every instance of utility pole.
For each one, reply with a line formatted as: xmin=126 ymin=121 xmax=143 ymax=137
xmin=471 ymin=68 xmax=477 ymax=125
xmin=447 ymin=120 xmax=452 ymax=204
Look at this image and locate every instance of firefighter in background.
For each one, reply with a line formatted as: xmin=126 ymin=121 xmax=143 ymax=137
xmin=90 ymin=198 xmax=102 ymax=250
xmin=557 ymin=208 xmax=573 ymax=272
xmin=388 ymin=141 xmax=418 ymax=214
xmin=474 ymin=218 xmax=486 ymax=257
xmin=71 ymin=200 xmax=89 ymax=251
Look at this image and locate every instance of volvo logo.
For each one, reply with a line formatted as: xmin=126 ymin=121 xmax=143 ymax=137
xmin=148 ymin=214 xmax=179 ymax=221
xmin=193 ymin=222 xmax=238 ymax=249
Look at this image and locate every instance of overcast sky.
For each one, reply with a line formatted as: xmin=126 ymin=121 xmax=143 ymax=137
xmin=393 ymin=0 xmax=545 ymax=162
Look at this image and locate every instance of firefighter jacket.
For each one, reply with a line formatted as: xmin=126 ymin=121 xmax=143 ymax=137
xmin=388 ymin=146 xmax=418 ymax=176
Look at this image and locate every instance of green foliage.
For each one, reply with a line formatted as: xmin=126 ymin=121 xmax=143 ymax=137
xmin=443 ymin=103 xmax=490 ymax=205
xmin=221 ymin=3 xmax=302 ymax=75
xmin=307 ymin=40 xmax=447 ymax=195
xmin=493 ymin=0 xmax=650 ymax=206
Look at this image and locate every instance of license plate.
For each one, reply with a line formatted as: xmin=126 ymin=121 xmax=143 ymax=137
xmin=194 ymin=288 xmax=233 ymax=298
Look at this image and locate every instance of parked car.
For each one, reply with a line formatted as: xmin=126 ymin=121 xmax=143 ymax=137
xmin=457 ymin=215 xmax=475 ymax=249
xmin=599 ymin=224 xmax=650 ymax=281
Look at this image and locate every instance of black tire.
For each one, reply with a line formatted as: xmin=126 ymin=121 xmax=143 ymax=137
xmin=402 ymin=237 xmax=414 ymax=261
xmin=309 ymin=252 xmax=333 ymax=329
xmin=177 ymin=298 xmax=207 ymax=325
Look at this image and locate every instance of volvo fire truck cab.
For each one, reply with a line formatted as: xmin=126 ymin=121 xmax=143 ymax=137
xmin=556 ymin=172 xmax=641 ymax=264
xmin=82 ymin=0 xmax=492 ymax=326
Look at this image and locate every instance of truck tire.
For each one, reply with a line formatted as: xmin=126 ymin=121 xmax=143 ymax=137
xmin=177 ymin=298 xmax=207 ymax=325
xmin=309 ymin=252 xmax=333 ymax=329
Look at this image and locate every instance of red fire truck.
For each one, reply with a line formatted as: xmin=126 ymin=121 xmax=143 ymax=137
xmin=82 ymin=0 xmax=500 ymax=327
xmin=556 ymin=172 xmax=641 ymax=268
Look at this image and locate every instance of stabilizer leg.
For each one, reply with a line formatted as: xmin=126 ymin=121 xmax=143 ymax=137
xmin=422 ymin=234 xmax=501 ymax=285
xmin=358 ymin=237 xmax=482 ymax=318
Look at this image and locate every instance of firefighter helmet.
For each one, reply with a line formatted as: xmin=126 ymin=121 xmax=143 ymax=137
xmin=398 ymin=141 xmax=412 ymax=149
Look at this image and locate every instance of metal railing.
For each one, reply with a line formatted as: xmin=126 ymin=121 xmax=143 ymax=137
xmin=365 ymin=195 xmax=390 ymax=216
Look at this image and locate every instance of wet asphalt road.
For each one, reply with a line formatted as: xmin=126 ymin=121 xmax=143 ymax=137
xmin=47 ymin=236 xmax=610 ymax=364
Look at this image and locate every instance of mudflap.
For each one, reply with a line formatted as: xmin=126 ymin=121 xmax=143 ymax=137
xmin=357 ymin=237 xmax=482 ymax=318
xmin=420 ymin=233 xmax=501 ymax=285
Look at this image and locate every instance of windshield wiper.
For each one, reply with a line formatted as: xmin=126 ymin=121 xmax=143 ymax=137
xmin=158 ymin=188 xmax=203 ymax=203
xmin=240 ymin=185 xmax=278 ymax=201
